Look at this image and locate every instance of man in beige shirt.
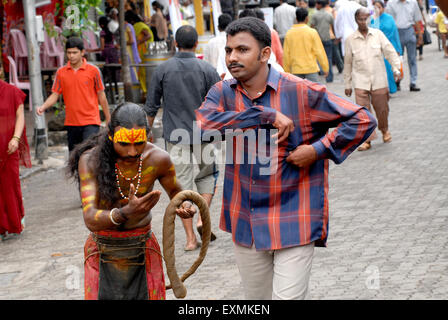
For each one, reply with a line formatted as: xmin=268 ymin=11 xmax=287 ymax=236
xmin=344 ymin=7 xmax=401 ymax=151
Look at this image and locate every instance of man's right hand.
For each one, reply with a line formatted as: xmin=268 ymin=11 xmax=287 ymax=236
xmin=36 ymin=105 xmax=45 ymax=116
xmin=345 ymin=89 xmax=352 ymax=97
xmin=121 ymin=185 xmax=162 ymax=224
xmin=272 ymin=110 xmax=294 ymax=145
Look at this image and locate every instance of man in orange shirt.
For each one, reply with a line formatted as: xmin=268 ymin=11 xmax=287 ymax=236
xmin=37 ymin=37 xmax=111 ymax=152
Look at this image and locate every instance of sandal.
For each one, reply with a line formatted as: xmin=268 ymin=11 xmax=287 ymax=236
xmin=358 ymin=142 xmax=371 ymax=151
xmin=197 ymin=225 xmax=216 ymax=242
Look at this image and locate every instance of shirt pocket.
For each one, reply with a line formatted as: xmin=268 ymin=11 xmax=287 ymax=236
xmin=370 ymin=43 xmax=382 ymax=57
xmin=352 ymin=48 xmax=365 ymax=69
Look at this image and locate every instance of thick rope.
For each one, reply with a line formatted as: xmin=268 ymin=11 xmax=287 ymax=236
xmin=162 ymin=190 xmax=211 ymax=299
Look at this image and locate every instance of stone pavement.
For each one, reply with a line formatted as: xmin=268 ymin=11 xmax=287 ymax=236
xmin=1 ymin=37 xmax=447 ymax=300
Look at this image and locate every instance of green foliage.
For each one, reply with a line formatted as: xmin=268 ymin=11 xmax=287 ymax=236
xmin=60 ymin=0 xmax=104 ymax=38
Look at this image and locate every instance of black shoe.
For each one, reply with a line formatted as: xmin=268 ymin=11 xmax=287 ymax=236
xmin=396 ymin=82 xmax=401 ymax=91
xmin=410 ymin=84 xmax=421 ymax=92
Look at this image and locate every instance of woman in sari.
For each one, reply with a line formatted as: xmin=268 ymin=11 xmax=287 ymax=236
xmin=0 ymin=67 xmax=31 ymax=240
xmin=126 ymin=10 xmax=154 ymax=95
xmin=371 ymin=0 xmax=403 ymax=94
xmin=125 ymin=11 xmax=142 ymax=84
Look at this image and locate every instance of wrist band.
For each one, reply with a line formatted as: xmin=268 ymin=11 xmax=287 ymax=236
xmin=12 ymin=136 xmax=21 ymax=142
xmin=109 ymin=208 xmax=122 ymax=226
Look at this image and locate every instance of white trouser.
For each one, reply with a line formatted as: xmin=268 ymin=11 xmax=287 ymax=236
xmin=233 ymin=242 xmax=315 ymax=300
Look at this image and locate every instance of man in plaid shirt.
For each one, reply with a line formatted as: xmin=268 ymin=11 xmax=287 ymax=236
xmin=196 ymin=17 xmax=377 ymax=300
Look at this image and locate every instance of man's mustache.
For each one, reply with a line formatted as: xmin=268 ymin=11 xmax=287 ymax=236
xmin=228 ymin=63 xmax=244 ymax=69
xmin=124 ymin=154 xmax=141 ymax=160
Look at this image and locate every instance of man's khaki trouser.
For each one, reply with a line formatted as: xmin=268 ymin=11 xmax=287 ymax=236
xmin=233 ymin=242 xmax=315 ymax=300
xmin=355 ymin=87 xmax=390 ymax=139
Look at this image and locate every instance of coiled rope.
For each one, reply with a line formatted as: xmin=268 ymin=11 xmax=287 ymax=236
xmin=162 ymin=190 xmax=211 ymax=298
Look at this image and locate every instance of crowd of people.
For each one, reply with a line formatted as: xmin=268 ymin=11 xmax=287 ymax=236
xmin=1 ymin=0 xmax=447 ymax=301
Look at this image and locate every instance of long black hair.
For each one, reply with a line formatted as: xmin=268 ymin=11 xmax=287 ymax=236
xmin=99 ymin=16 xmax=114 ymax=44
xmin=67 ymin=102 xmax=150 ymax=207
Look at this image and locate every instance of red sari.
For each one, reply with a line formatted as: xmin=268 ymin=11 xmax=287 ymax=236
xmin=0 ymin=80 xmax=31 ymax=236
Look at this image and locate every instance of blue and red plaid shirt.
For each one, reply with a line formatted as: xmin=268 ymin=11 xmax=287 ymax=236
xmin=196 ymin=67 xmax=376 ymax=250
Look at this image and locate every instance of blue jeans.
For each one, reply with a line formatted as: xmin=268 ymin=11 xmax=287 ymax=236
xmin=322 ymin=40 xmax=334 ymax=82
xmin=294 ymin=72 xmax=319 ymax=82
xmin=398 ymin=27 xmax=418 ymax=86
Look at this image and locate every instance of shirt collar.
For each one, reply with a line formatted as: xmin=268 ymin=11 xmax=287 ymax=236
xmin=174 ymin=51 xmax=196 ymax=58
xmin=229 ymin=64 xmax=280 ymax=93
xmin=353 ymin=28 xmax=375 ymax=39
xmin=67 ymin=58 xmax=87 ymax=70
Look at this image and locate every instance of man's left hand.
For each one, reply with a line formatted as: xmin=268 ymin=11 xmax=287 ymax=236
xmin=286 ymin=144 xmax=317 ymax=168
xmin=176 ymin=200 xmax=197 ymax=219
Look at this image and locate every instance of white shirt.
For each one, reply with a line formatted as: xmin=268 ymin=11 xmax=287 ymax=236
xmin=334 ymin=0 xmax=362 ymax=55
xmin=274 ymin=3 xmax=297 ymax=38
xmin=344 ymin=28 xmax=401 ymax=90
xmin=203 ymin=32 xmax=227 ymax=69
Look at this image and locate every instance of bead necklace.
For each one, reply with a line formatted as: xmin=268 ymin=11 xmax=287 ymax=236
xmin=115 ymin=155 xmax=143 ymax=200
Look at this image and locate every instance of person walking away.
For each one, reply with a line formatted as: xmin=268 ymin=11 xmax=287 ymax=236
xmin=126 ymin=10 xmax=154 ymax=95
xmin=334 ymin=0 xmax=361 ymax=56
xmin=328 ymin=1 xmax=344 ymax=73
xmin=311 ymin=0 xmax=335 ymax=82
xmin=415 ymin=0 xmax=426 ymax=60
xmin=434 ymin=7 xmax=448 ymax=58
xmin=274 ymin=0 xmax=297 ymax=44
xmin=196 ymin=16 xmax=377 ymax=300
xmin=255 ymin=8 xmax=284 ymax=66
xmin=371 ymin=0 xmax=403 ymax=94
xmin=204 ymin=13 xmax=233 ymax=69
xmin=0 ymin=66 xmax=31 ymax=240
xmin=68 ymin=103 xmax=197 ymax=299
xmin=36 ymin=37 xmax=111 ymax=153
xmin=283 ymin=7 xmax=329 ymax=82
xmin=151 ymin=1 xmax=169 ymax=41
xmin=144 ymin=26 xmax=221 ymax=251
xmin=386 ymin=0 xmax=424 ymax=91
xmin=344 ymin=7 xmax=401 ymax=151
xmin=125 ymin=11 xmax=142 ymax=84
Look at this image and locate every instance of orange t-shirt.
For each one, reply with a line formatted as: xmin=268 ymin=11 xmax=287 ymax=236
xmin=52 ymin=59 xmax=105 ymax=126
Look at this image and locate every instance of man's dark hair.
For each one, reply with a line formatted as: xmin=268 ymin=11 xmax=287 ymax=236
xmin=152 ymin=1 xmax=164 ymax=10
xmin=226 ymin=17 xmax=271 ymax=48
xmin=238 ymin=8 xmax=257 ymax=19
xmin=125 ymin=10 xmax=137 ymax=24
xmin=99 ymin=16 xmax=113 ymax=43
xmin=175 ymin=25 xmax=198 ymax=49
xmin=317 ymin=0 xmax=329 ymax=7
xmin=309 ymin=0 xmax=316 ymax=8
xmin=66 ymin=36 xmax=84 ymax=51
xmin=296 ymin=7 xmax=309 ymax=23
xmin=218 ymin=13 xmax=233 ymax=31
xmin=67 ymin=102 xmax=149 ymax=207
xmin=254 ymin=8 xmax=265 ymax=21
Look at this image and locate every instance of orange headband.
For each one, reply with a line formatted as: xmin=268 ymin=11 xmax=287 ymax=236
xmin=110 ymin=128 xmax=147 ymax=144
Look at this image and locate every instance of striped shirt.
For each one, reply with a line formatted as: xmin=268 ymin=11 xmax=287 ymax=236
xmin=196 ymin=66 xmax=376 ymax=250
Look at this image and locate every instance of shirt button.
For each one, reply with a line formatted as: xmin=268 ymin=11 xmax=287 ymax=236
xmin=251 ymin=208 xmax=254 ymax=212
xmin=253 ymin=101 xmax=257 ymax=105
xmin=252 ymin=181 xmax=256 ymax=185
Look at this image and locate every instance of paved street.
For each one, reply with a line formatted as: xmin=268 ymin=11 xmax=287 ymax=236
xmin=1 ymin=37 xmax=447 ymax=300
